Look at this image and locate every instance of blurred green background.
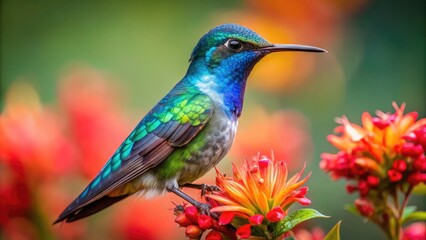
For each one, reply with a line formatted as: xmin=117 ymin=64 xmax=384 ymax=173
xmin=1 ymin=0 xmax=425 ymax=239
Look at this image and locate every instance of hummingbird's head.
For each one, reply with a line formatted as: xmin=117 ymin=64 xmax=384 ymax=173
xmin=188 ymin=23 xmax=326 ymax=73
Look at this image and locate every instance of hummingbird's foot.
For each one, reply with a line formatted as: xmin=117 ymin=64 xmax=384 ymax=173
xmin=182 ymin=183 xmax=221 ymax=197
xmin=167 ymin=186 xmax=220 ymax=220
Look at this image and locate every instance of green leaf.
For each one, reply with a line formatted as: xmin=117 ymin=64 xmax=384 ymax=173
xmin=402 ymin=211 xmax=426 ymax=225
xmin=402 ymin=206 xmax=417 ymax=220
xmin=284 ymin=236 xmax=296 ymax=240
xmin=273 ymin=208 xmax=329 ymax=238
xmin=344 ymin=204 xmax=360 ymax=216
xmin=324 ymin=221 xmax=342 ymax=240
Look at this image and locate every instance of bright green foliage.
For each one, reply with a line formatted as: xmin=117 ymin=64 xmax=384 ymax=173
xmin=273 ymin=209 xmax=329 ymax=238
xmin=324 ymin=221 xmax=342 ymax=240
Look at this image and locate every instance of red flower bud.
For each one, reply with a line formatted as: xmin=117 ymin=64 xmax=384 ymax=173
xmin=249 ymin=214 xmax=264 ymax=225
xmin=366 ymin=175 xmax=380 ymax=187
xmin=184 ymin=206 xmax=199 ymax=223
xmin=388 ymin=169 xmax=403 ymax=182
xmin=401 ymin=143 xmax=424 ymax=158
xmin=266 ymin=206 xmax=285 ymax=222
xmin=198 ymin=214 xmax=213 ymax=230
xmin=408 ymin=172 xmax=426 ymax=186
xmin=297 ymin=197 xmax=311 ymax=205
xmin=354 ymin=198 xmax=374 ymax=217
xmin=346 ymin=184 xmax=358 ymax=193
xmin=218 ymin=212 xmax=234 ymax=225
xmin=414 ymin=127 xmax=426 ymax=148
xmin=258 ymin=157 xmax=271 ymax=169
xmin=372 ymin=117 xmax=390 ymax=129
xmin=205 ymin=230 xmax=223 ymax=240
xmin=392 ymin=159 xmax=407 ymax=172
xmin=236 ymin=224 xmax=251 ymax=239
xmin=175 ymin=213 xmax=192 ymax=227
xmin=358 ymin=180 xmax=369 ymax=196
xmin=412 ymin=155 xmax=426 ymax=171
xmin=185 ymin=225 xmax=202 ymax=239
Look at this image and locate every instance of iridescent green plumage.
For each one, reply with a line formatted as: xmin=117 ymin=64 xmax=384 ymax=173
xmin=54 ymin=23 xmax=325 ymax=224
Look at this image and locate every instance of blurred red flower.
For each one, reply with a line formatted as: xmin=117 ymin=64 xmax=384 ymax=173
xmin=403 ymin=222 xmax=426 ymax=240
xmin=58 ymin=69 xmax=133 ymax=179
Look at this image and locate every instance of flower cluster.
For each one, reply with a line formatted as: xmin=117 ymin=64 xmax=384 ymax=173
xmin=174 ymin=154 xmax=327 ymax=239
xmin=208 ymin=155 xmax=311 ymax=238
xmin=320 ymin=102 xmax=426 ymax=239
xmin=173 ymin=204 xmax=235 ymax=240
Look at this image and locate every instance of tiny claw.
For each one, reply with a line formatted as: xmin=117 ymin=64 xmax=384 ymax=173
xmin=201 ymin=184 xmax=221 ymax=197
xmin=182 ymin=183 xmax=221 ymax=197
xmin=195 ymin=202 xmax=220 ymax=220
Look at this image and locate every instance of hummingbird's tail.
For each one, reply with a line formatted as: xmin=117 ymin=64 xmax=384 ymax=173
xmin=53 ymin=194 xmax=130 ymax=224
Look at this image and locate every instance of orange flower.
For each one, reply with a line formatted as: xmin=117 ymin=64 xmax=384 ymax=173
xmin=321 ymin=103 xmax=426 ymax=240
xmin=321 ymin=102 xmax=426 ymax=184
xmin=207 ymin=155 xmax=310 ymax=218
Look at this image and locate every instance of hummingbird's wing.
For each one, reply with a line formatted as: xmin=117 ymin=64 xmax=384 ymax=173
xmin=55 ymin=92 xmax=214 ymax=223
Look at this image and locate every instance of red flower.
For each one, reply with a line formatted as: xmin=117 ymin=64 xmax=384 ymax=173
xmin=266 ymin=206 xmax=286 ymax=222
xmin=175 ymin=213 xmax=192 ymax=227
xmin=184 ymin=206 xmax=199 ymax=224
xmin=59 ymin=69 xmax=132 ymax=179
xmin=249 ymin=214 xmax=264 ymax=225
xmin=236 ymin=224 xmax=251 ymax=239
xmin=392 ymin=160 xmax=407 ymax=172
xmin=407 ymin=172 xmax=426 ymax=185
xmin=185 ymin=225 xmax=202 ymax=239
xmin=354 ymin=199 xmax=374 ymax=217
xmin=366 ymin=175 xmax=380 ymax=187
xmin=402 ymin=222 xmax=426 ymax=240
xmin=205 ymin=230 xmax=223 ymax=240
xmin=388 ymin=169 xmax=403 ymax=182
xmin=218 ymin=212 xmax=235 ymax=225
xmin=198 ymin=215 xmax=213 ymax=230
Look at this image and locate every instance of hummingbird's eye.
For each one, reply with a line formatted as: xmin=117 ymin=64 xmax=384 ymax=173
xmin=225 ymin=39 xmax=243 ymax=52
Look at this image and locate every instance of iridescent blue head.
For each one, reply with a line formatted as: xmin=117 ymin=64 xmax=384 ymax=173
xmin=188 ymin=24 xmax=325 ymax=74
xmin=185 ymin=24 xmax=325 ymax=117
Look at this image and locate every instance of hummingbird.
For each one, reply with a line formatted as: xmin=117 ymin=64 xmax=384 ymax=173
xmin=54 ymin=23 xmax=325 ymax=224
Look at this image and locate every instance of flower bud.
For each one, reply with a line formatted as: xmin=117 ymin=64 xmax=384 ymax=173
xmin=218 ymin=212 xmax=234 ymax=225
xmin=258 ymin=157 xmax=271 ymax=169
xmin=408 ymin=172 xmax=426 ymax=186
xmin=205 ymin=230 xmax=223 ymax=240
xmin=392 ymin=159 xmax=407 ymax=172
xmin=366 ymin=175 xmax=380 ymax=187
xmin=266 ymin=206 xmax=285 ymax=222
xmin=388 ymin=169 xmax=403 ymax=182
xmin=185 ymin=225 xmax=202 ymax=239
xmin=249 ymin=214 xmax=264 ymax=225
xmin=355 ymin=198 xmax=374 ymax=217
xmin=198 ymin=214 xmax=213 ymax=230
xmin=401 ymin=143 xmax=424 ymax=158
xmin=236 ymin=224 xmax=251 ymax=239
xmin=412 ymin=155 xmax=426 ymax=171
xmin=175 ymin=213 xmax=192 ymax=227
xmin=184 ymin=206 xmax=199 ymax=223
xmin=358 ymin=180 xmax=369 ymax=196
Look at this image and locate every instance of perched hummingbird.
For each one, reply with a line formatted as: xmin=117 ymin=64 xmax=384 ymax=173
xmin=54 ymin=24 xmax=325 ymax=224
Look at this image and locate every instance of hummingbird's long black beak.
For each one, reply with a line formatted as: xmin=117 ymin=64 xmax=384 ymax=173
xmin=260 ymin=44 xmax=327 ymax=53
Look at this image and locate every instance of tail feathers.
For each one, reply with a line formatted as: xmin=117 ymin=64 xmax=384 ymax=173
xmin=53 ymin=194 xmax=129 ymax=224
